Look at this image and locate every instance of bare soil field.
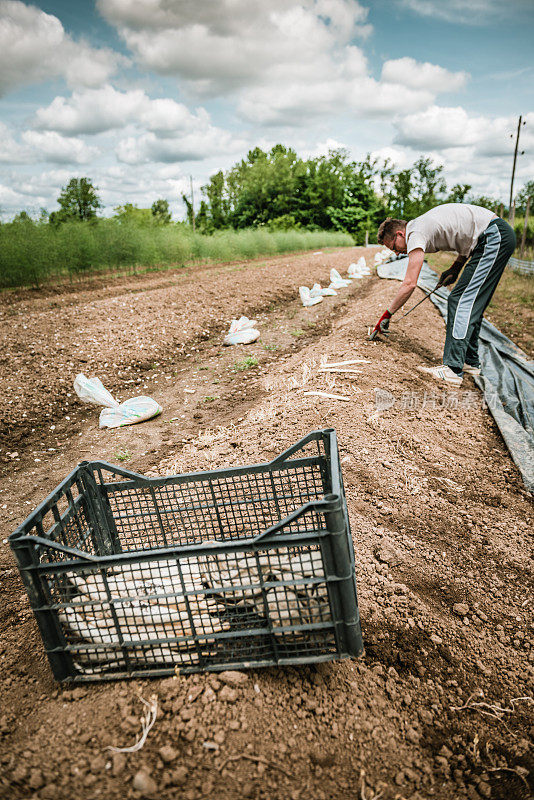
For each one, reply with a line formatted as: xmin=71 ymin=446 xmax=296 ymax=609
xmin=0 ymin=247 xmax=532 ymax=800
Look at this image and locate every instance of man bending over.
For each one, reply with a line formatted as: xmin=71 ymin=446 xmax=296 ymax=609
xmin=372 ymin=203 xmax=516 ymax=385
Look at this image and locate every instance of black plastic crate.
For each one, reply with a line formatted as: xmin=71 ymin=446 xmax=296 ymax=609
xmin=9 ymin=429 xmax=363 ymax=682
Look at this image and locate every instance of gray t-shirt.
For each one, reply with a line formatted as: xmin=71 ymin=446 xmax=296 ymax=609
xmin=406 ymin=203 xmax=497 ymax=257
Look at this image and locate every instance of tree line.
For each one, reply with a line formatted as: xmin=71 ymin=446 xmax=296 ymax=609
xmin=192 ymin=145 xmax=532 ymax=243
xmin=4 ymin=147 xmax=533 ymax=248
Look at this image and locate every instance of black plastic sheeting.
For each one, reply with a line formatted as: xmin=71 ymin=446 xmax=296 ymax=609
xmin=377 ymin=257 xmax=534 ymax=494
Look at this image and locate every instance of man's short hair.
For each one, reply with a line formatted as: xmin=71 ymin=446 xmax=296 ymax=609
xmin=377 ymin=217 xmax=406 ymax=245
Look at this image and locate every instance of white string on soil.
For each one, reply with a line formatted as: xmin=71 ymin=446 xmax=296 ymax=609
xmin=449 ymin=691 xmax=533 ymax=736
xmin=302 ymin=391 xmax=351 ymax=401
xmin=106 ymin=694 xmax=158 ymax=753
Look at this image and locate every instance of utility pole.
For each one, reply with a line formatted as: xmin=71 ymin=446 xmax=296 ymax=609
xmin=509 ymin=115 xmax=526 ymax=215
xmin=190 ymin=175 xmax=196 ymax=232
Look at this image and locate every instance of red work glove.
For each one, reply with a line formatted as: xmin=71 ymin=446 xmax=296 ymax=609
xmin=369 ymin=309 xmax=391 ymax=340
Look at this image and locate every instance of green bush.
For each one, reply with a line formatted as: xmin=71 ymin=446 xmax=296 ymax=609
xmin=0 ymin=220 xmax=353 ymax=289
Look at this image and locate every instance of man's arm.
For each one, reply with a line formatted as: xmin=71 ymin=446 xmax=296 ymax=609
xmin=369 ymin=249 xmax=424 ymax=339
xmin=388 ymin=248 xmax=425 ymax=314
xmin=436 ymin=255 xmax=467 ymax=288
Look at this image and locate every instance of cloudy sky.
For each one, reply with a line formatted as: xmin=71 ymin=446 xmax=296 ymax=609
xmin=1 ymin=0 xmax=533 ymax=220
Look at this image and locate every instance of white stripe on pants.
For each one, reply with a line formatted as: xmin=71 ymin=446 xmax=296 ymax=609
xmin=452 ymin=224 xmax=501 ymax=340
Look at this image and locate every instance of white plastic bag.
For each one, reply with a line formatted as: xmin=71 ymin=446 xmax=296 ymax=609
xmin=356 ymin=256 xmax=370 ymax=274
xmin=310 ymin=283 xmax=337 ymax=297
xmin=299 ymin=286 xmax=323 ymax=307
xmin=374 ymin=252 xmax=384 ymax=265
xmin=223 ymin=316 xmax=260 ymax=345
xmin=329 ymin=268 xmax=351 ymax=289
xmin=74 ymin=373 xmax=162 ymax=429
xmin=347 ymin=263 xmax=364 ymax=279
xmin=73 ymin=374 xmax=117 ymax=408
xmin=348 ymin=258 xmax=371 ymax=278
xmin=99 ymin=397 xmax=162 ymax=429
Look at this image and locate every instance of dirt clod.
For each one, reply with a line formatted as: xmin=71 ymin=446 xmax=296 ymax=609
xmin=453 ymin=603 xmax=470 ymax=617
xmin=158 ymin=745 xmax=178 ymax=763
xmin=219 ymin=670 xmax=249 ymax=685
xmin=132 ymin=770 xmax=158 ymax=797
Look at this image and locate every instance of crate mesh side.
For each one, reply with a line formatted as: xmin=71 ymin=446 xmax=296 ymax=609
xmin=105 ymin=462 xmax=326 ymax=553
xmin=27 ymin=481 xmax=97 ymax=564
xmin=48 ymin=537 xmax=338 ymax=676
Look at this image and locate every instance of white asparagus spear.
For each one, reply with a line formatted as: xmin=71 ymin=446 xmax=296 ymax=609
xmin=317 ymin=367 xmax=362 ymax=374
xmin=72 ymin=644 xmax=200 ymax=670
xmin=320 ymin=359 xmax=370 ymax=366
xmin=71 ymin=573 xmax=198 ymax=603
xmin=113 ymin=560 xmax=203 ymax=584
xmin=60 ymin=607 xmax=228 ymax=644
xmin=67 ymin=610 xmax=230 ymax=644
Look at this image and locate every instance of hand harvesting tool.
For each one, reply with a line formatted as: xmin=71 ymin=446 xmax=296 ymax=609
xmin=397 ymin=285 xmax=440 ymax=319
xmin=368 ymin=284 xmax=439 ymax=341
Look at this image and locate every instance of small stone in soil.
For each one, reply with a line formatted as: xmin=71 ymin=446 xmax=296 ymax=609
xmin=158 ymin=745 xmax=178 ymax=763
xmin=218 ymin=670 xmax=249 ymax=685
xmin=132 ymin=770 xmax=158 ymax=797
xmin=453 ymin=603 xmax=469 ymax=617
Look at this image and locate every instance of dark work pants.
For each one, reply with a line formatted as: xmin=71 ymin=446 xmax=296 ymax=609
xmin=443 ymin=218 xmax=516 ymax=371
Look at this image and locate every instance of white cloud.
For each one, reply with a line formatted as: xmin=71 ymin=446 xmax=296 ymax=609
xmin=0 ymin=0 xmax=122 ymax=97
xmin=394 ymin=106 xmax=483 ymax=149
xmin=116 ymin=128 xmax=248 ymax=165
xmin=32 ymin=84 xmax=250 ymax=165
xmin=398 ymin=0 xmax=507 ymax=25
xmin=97 ymin=0 xmax=372 ymax=94
xmin=141 ymin=99 xmax=211 ymax=135
xmin=384 ymin=108 xmax=534 ymax=201
xmin=82 ymin=164 xmax=204 ymax=220
xmin=33 ymin=86 xmax=147 ymax=135
xmin=0 ymin=122 xmax=33 ymax=163
xmin=302 ymin=138 xmax=349 ymax=159
xmin=0 ymin=122 xmax=99 ymax=166
xmin=21 ymin=131 xmax=99 ymax=164
xmin=94 ymin=0 xmax=470 ymax=128
xmin=237 ymin=68 xmax=436 ymax=126
xmin=368 ymin=146 xmax=417 ymax=172
xmin=381 ymin=58 xmax=467 ymax=93
xmin=15 ymin=169 xmax=73 ymax=196
xmin=33 ymin=85 xmax=210 ymax=137
xmin=394 ymin=106 xmax=534 ymax=157
xmin=0 ymin=182 xmax=29 ymax=208
xmin=0 ymin=163 xmax=195 ymax=219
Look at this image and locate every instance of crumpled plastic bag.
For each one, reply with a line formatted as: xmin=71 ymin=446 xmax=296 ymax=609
xmin=375 ymin=248 xmax=393 ymax=265
xmin=348 ymin=258 xmax=371 ymax=278
xmin=310 ymin=282 xmax=337 ymax=297
xmin=223 ymin=316 xmax=260 ymax=345
xmin=74 ymin=373 xmax=162 ymax=429
xmin=348 ymin=263 xmax=365 ymax=278
xmin=329 ymin=268 xmax=352 ymax=289
xmin=299 ymin=286 xmax=323 ymax=307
